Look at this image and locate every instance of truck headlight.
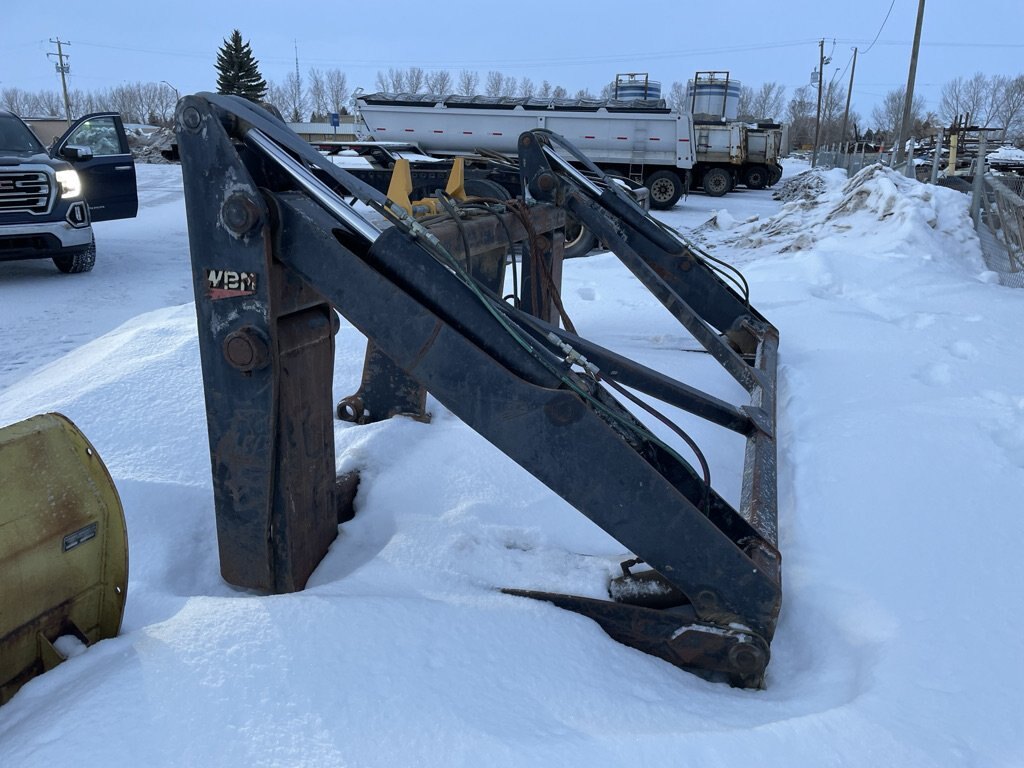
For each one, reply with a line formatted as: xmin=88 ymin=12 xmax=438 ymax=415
xmin=56 ymin=169 xmax=82 ymax=199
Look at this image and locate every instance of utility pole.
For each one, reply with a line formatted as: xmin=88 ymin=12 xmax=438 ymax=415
xmin=48 ymin=37 xmax=73 ymax=123
xmin=895 ymin=0 xmax=926 ymax=166
xmin=840 ymin=47 xmax=858 ymax=151
xmin=812 ymin=39 xmax=825 ymax=168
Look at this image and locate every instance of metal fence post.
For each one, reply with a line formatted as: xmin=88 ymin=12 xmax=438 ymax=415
xmin=905 ymin=137 xmax=917 ymax=178
xmin=971 ymin=132 xmax=988 ymax=227
xmin=930 ymin=128 xmax=943 ymax=184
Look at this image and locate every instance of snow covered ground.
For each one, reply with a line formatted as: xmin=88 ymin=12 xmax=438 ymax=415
xmin=1 ymin=160 xmax=1023 ymax=767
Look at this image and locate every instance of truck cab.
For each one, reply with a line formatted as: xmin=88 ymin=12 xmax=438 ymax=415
xmin=0 ymin=111 xmax=138 ymax=273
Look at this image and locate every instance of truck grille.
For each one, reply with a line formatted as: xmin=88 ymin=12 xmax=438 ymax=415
xmin=0 ymin=170 xmax=53 ymax=214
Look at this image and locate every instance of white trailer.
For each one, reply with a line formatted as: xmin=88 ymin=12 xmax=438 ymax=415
xmin=356 ymin=93 xmax=784 ymax=208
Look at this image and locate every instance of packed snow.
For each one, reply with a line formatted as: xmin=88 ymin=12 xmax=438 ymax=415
xmin=1 ymin=160 xmax=1022 ymax=767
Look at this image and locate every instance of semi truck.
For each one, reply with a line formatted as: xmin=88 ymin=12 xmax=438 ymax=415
xmin=355 ymin=92 xmax=785 ymax=208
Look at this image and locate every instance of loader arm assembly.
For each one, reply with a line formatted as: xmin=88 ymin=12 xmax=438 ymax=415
xmin=517 ymin=129 xmax=780 ymax=561
xmin=176 ymin=95 xmax=781 ymax=688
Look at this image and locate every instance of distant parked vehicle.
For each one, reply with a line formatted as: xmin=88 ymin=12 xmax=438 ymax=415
xmin=0 ymin=110 xmax=138 ymax=273
xmin=355 ymin=87 xmax=785 ymax=208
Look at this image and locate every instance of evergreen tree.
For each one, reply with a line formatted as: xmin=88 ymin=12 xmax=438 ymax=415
xmin=215 ymin=30 xmax=267 ymax=102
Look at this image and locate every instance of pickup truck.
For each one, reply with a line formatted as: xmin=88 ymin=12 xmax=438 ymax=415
xmin=0 ymin=110 xmax=138 ymax=273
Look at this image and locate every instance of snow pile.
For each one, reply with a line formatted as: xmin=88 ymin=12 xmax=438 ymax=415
xmin=770 ymin=166 xmax=846 ymax=202
xmin=722 ymin=164 xmax=987 ymax=280
xmin=128 ymin=126 xmax=176 ymax=164
xmin=1 ymin=163 xmax=1023 ymax=766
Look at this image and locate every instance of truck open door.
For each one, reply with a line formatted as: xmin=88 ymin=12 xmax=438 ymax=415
xmin=53 ymin=113 xmax=138 ymax=222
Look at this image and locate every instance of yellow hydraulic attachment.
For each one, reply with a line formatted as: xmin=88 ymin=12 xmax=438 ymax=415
xmin=385 ymin=157 xmax=467 ymax=217
xmin=0 ymin=413 xmax=128 ymax=705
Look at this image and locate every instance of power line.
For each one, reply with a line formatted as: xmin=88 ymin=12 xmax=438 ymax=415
xmin=839 ymin=38 xmax=1024 ymax=50
xmin=862 ymin=0 xmax=897 ymax=55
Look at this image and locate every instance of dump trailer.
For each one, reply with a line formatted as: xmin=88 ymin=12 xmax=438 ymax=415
xmin=747 ymin=123 xmax=785 ymax=185
xmin=175 ymin=93 xmax=782 ymax=688
xmin=356 ymin=93 xmax=785 ymax=206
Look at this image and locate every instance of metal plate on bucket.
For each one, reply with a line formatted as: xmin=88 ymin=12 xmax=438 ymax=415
xmin=0 ymin=412 xmax=128 ymax=705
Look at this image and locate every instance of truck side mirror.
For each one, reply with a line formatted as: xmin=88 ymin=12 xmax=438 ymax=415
xmin=61 ymin=144 xmax=94 ymax=161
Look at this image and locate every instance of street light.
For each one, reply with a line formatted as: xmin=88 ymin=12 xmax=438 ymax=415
xmin=161 ymin=81 xmax=180 ymax=100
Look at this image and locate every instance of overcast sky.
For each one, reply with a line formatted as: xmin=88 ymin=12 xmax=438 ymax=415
xmin=4 ymin=0 xmax=1022 ymax=122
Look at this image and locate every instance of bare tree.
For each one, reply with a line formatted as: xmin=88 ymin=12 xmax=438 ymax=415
xmin=940 ymin=72 xmax=992 ymax=126
xmin=502 ymin=76 xmax=518 ymax=98
xmin=870 ymin=87 xmax=926 ymax=142
xmin=737 ymin=85 xmax=755 ymax=120
xmin=325 ymin=69 xmax=349 ymax=114
xmin=266 ymin=81 xmax=288 ymax=113
xmin=282 ymin=70 xmax=307 ymax=121
xmin=818 ymin=81 xmax=847 ymax=145
xmin=134 ymin=82 xmax=172 ymax=124
xmin=425 ymin=70 xmax=453 ymax=95
xmin=520 ymin=77 xmax=536 ymax=99
xmin=552 ymin=85 xmax=568 ymax=99
xmin=993 ymin=74 xmax=1024 ymax=141
xmin=107 ymin=84 xmax=145 ymax=123
xmin=538 ymin=81 xmax=552 ymax=99
xmin=574 ymin=88 xmax=594 ymax=100
xmin=786 ymin=85 xmax=816 ymax=147
xmin=1 ymin=88 xmax=30 ymax=114
xmin=69 ymin=88 xmax=98 ymax=117
xmin=381 ymin=67 xmax=406 ymax=93
xmin=457 ymin=69 xmax=479 ymax=96
xmin=405 ymin=66 xmax=425 ymax=94
xmin=982 ymin=75 xmax=1007 ymax=130
xmin=308 ymin=67 xmax=329 ymax=119
xmin=35 ymin=90 xmax=65 ymax=119
xmin=666 ymin=81 xmax=686 ymax=111
xmin=485 ymin=71 xmax=505 ymax=97
xmin=749 ymin=82 xmax=786 ymax=121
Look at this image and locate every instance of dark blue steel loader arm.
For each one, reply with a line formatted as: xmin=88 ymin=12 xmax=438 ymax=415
xmin=175 ymin=94 xmax=781 ymax=688
xmin=516 ymin=128 xmax=781 ymax=586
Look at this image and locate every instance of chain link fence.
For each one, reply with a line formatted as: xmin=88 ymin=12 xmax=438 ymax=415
xmin=976 ymin=174 xmax=1024 ymax=288
xmin=814 ymin=141 xmax=1024 ymax=289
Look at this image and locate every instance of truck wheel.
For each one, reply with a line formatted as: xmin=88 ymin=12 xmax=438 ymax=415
xmin=702 ymin=167 xmax=732 ymax=197
xmin=767 ymin=164 xmax=783 ymax=186
xmin=564 ymin=213 xmax=598 ymax=259
xmin=743 ymin=165 xmax=769 ymax=190
xmin=644 ymin=170 xmax=683 ymax=210
xmin=53 ymin=238 xmax=96 ymax=274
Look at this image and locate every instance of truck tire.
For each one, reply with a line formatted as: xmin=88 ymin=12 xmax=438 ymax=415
xmin=644 ymin=170 xmax=684 ymax=210
xmin=53 ymin=238 xmax=96 ymax=274
xmin=743 ymin=165 xmax=769 ymax=190
xmin=702 ymin=167 xmax=732 ymax=197
xmin=564 ymin=213 xmax=598 ymax=259
xmin=767 ymin=164 xmax=783 ymax=186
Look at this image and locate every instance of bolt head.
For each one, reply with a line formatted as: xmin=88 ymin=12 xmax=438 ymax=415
xmin=181 ymin=105 xmax=202 ymax=131
xmin=221 ymin=193 xmax=261 ymax=236
xmin=223 ymin=327 xmax=270 ymax=372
